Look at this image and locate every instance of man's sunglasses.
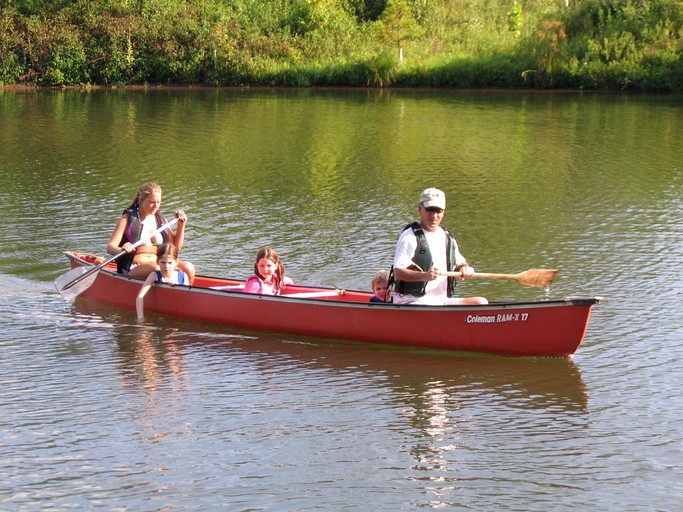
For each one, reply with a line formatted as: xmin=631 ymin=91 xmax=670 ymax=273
xmin=424 ymin=206 xmax=444 ymax=213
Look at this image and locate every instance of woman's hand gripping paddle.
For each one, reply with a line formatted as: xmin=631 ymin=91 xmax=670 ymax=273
xmin=54 ymin=218 xmax=179 ymax=301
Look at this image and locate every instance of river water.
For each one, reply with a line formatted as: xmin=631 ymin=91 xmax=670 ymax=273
xmin=1 ymin=88 xmax=681 ymax=510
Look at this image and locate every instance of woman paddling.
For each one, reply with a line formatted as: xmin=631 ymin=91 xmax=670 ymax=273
xmin=107 ymin=182 xmax=195 ymax=284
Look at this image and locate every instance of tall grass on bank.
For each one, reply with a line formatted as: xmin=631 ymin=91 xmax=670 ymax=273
xmin=0 ymin=0 xmax=681 ymax=91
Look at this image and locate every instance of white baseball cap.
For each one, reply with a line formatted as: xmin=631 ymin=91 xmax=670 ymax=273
xmin=419 ymin=188 xmax=446 ymax=209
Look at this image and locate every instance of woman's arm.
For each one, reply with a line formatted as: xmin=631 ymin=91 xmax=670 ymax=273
xmin=169 ymin=210 xmax=187 ymax=251
xmin=107 ymin=216 xmax=130 ymax=255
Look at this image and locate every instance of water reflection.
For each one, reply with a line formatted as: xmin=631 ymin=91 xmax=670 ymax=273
xmin=73 ymin=296 xmax=588 ymax=407
xmin=113 ymin=325 xmax=186 ymax=393
xmin=68 ymin=287 xmax=593 ymax=509
xmin=3 ymin=88 xmax=681 ymax=510
xmin=164 ymin=322 xmax=589 ymax=510
xmin=73 ymin=299 xmax=588 ymax=426
xmin=240 ymin=338 xmax=589 ymax=508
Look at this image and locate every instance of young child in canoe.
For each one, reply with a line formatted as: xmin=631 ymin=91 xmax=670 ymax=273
xmin=369 ymin=269 xmax=390 ymax=303
xmin=136 ymin=243 xmax=188 ymax=319
xmin=243 ymin=247 xmax=293 ymax=296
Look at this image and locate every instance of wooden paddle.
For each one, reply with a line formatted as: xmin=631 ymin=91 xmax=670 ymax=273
xmin=54 ymin=217 xmax=179 ymax=301
xmin=440 ymin=268 xmax=558 ymax=288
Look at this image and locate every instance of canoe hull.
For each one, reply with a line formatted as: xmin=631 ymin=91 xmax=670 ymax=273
xmin=63 ymin=252 xmax=600 ymax=357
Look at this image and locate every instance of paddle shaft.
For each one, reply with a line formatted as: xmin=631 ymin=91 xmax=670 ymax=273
xmin=440 ymin=268 xmax=558 ymax=288
xmin=60 ymin=217 xmax=179 ymax=292
xmin=441 ymin=271 xmax=519 ymax=280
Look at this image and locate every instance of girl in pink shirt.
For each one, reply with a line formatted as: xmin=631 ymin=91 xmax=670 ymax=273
xmin=243 ymin=247 xmax=293 ymax=295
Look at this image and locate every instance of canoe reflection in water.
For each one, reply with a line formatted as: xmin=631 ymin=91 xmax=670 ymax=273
xmin=74 ymin=299 xmax=588 ymax=415
xmin=113 ymin=325 xmax=187 ymax=393
xmin=73 ymin=299 xmax=589 ymax=506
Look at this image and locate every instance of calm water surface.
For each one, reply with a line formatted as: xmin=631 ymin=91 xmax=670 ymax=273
xmin=0 ymin=88 xmax=681 ymax=510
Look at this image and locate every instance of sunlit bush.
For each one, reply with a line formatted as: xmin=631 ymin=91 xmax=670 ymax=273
xmin=0 ymin=0 xmax=681 ymax=91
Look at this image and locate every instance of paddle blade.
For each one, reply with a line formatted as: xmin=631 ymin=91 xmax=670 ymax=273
xmin=54 ymin=266 xmax=99 ymax=301
xmin=516 ymin=269 xmax=558 ymax=288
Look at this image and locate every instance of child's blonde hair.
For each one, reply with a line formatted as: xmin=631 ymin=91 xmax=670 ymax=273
xmin=371 ymin=269 xmax=389 ymax=287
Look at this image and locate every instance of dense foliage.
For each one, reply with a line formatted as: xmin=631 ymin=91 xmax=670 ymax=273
xmin=1 ymin=0 xmax=682 ymax=91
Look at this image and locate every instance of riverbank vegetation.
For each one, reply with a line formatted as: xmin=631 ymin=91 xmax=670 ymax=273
xmin=1 ymin=0 xmax=682 ymax=91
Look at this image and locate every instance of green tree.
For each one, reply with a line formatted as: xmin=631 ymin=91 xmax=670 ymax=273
xmin=377 ymin=0 xmax=420 ymax=61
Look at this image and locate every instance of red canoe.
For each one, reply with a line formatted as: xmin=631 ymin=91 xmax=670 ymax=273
xmin=61 ymin=251 xmax=601 ymax=357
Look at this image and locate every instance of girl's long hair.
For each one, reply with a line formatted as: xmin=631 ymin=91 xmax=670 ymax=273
xmin=254 ymin=247 xmax=286 ymax=292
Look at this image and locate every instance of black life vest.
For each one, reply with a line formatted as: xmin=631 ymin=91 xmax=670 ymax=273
xmin=392 ymin=222 xmax=458 ymax=298
xmin=116 ymin=207 xmax=169 ymax=274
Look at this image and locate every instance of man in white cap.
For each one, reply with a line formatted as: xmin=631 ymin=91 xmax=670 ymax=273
xmin=390 ymin=188 xmax=488 ymax=305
